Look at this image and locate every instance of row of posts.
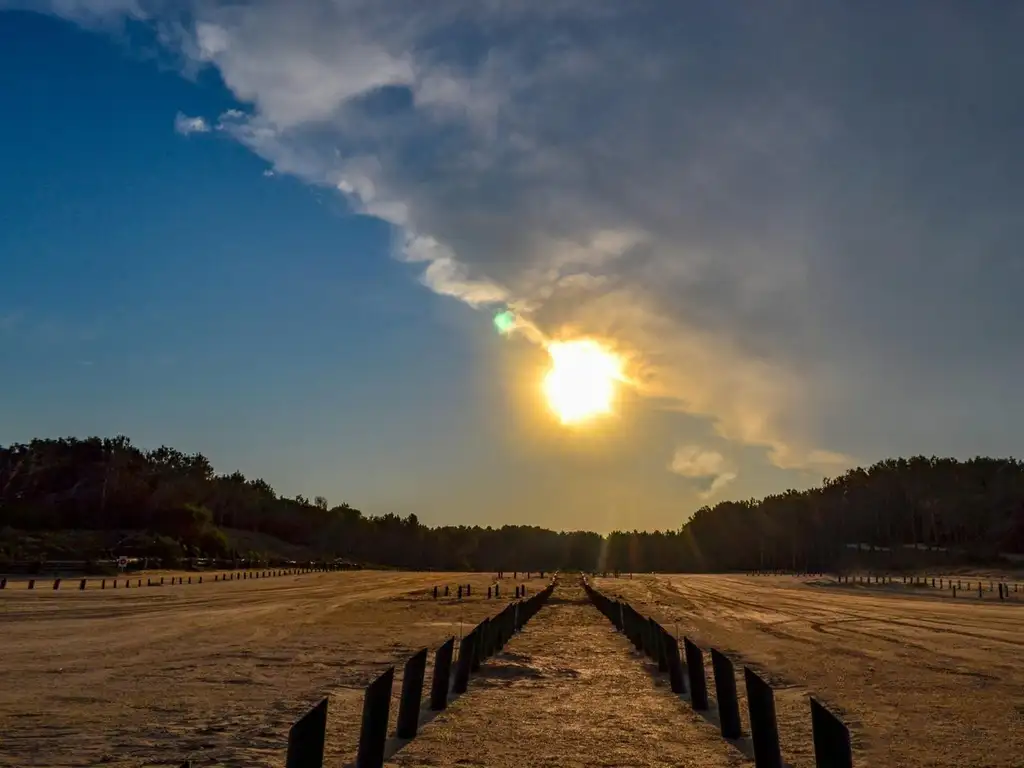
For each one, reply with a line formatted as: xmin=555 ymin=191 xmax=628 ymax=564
xmin=836 ymin=573 xmax=1018 ymax=599
xmin=0 ymin=568 xmax=327 ymax=591
xmin=581 ymin=577 xmax=854 ymax=768
xmin=276 ymin=577 xmax=558 ymax=768
xmin=431 ymin=583 xmax=530 ymax=600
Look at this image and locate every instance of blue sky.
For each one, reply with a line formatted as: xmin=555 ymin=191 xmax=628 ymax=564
xmin=2 ymin=3 xmax=1023 ymax=532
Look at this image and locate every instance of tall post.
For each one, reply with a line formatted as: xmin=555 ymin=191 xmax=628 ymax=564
xmin=285 ymin=698 xmax=328 ymax=768
xmin=810 ymin=697 xmax=853 ymax=768
xmin=356 ymin=667 xmax=394 ymax=768
xmin=396 ymin=649 xmax=428 ymax=739
xmin=683 ymin=637 xmax=708 ymax=711
xmin=711 ymin=649 xmax=742 ymax=738
xmin=744 ymin=668 xmax=782 ymax=768
xmin=430 ymin=638 xmax=455 ymax=710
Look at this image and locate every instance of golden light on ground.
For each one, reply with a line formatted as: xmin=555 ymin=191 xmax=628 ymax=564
xmin=542 ymin=339 xmax=625 ymax=425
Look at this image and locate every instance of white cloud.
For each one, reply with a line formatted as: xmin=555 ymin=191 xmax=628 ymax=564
xmin=37 ymin=2 xmax=1024 ymax=474
xmin=173 ymin=111 xmax=209 ymax=135
xmin=669 ymin=446 xmax=737 ymax=499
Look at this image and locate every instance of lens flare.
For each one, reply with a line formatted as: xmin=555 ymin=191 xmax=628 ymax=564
xmin=494 ymin=310 xmax=516 ymax=334
xmin=542 ymin=339 xmax=624 ymax=425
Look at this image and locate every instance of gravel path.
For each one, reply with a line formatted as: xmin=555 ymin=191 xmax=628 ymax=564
xmin=387 ymin=582 xmax=749 ymax=768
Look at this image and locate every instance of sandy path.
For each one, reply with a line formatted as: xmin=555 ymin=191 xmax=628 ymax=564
xmin=0 ymin=570 xmax=546 ymax=768
xmin=387 ymin=582 xmax=749 ymax=768
xmin=596 ymin=574 xmax=1024 ymax=768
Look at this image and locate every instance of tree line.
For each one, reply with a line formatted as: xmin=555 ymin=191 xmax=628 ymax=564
xmin=2 ymin=437 xmax=1022 ymax=571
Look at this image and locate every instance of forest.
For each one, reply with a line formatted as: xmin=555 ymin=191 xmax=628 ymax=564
xmin=2 ymin=436 xmax=1022 ymax=572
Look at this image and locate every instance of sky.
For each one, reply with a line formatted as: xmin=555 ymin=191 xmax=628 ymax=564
xmin=2 ymin=2 xmax=1024 ymax=533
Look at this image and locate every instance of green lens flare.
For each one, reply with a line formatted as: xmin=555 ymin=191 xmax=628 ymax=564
xmin=493 ymin=310 xmax=516 ymax=334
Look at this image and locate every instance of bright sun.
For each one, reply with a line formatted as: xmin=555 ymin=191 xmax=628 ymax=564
xmin=542 ymin=339 xmax=625 ymax=425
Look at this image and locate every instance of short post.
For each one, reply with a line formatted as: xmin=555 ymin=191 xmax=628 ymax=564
xmin=285 ymin=697 xmax=328 ymax=768
xmin=683 ymin=637 xmax=709 ymax=710
xmin=79 ymin=578 xmax=87 ymax=590
xmin=744 ymin=668 xmax=782 ymax=768
xmin=433 ymin=585 xmax=438 ymax=599
xmin=53 ymin=578 xmax=61 ymax=590
xmin=396 ymin=648 xmax=428 ymax=739
xmin=711 ymin=648 xmax=742 ymax=738
xmin=430 ymin=637 xmax=455 ymax=710
xmin=356 ymin=667 xmax=394 ymax=768
xmin=810 ymin=697 xmax=853 ymax=768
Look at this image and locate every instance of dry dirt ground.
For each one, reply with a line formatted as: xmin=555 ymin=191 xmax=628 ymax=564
xmin=595 ymin=574 xmax=1024 ymax=768
xmin=0 ymin=570 xmax=547 ymax=768
xmin=386 ymin=581 xmax=749 ymax=768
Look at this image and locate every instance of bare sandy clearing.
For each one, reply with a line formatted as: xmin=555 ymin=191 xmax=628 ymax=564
xmin=0 ymin=570 xmax=547 ymax=768
xmin=387 ymin=582 xmax=749 ymax=768
xmin=595 ymin=574 xmax=1024 ymax=768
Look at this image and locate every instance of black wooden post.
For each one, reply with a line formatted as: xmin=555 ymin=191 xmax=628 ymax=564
xmin=711 ymin=649 xmax=742 ymax=738
xmin=430 ymin=637 xmax=455 ymax=710
xmin=744 ymin=668 xmax=782 ymax=768
xmin=684 ymin=637 xmax=709 ymax=710
xmin=452 ymin=631 xmax=474 ymax=694
xmin=285 ymin=697 xmax=328 ymax=768
xmin=810 ymin=697 xmax=853 ymax=768
xmin=656 ymin=624 xmax=669 ymax=672
xmin=356 ymin=667 xmax=394 ymax=768
xmin=665 ymin=633 xmax=686 ymax=694
xmin=474 ymin=621 xmax=487 ymax=664
xmin=396 ymin=649 xmax=427 ymax=739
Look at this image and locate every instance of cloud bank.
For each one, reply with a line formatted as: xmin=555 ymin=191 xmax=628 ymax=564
xmin=23 ymin=1 xmax=1024 ymax=484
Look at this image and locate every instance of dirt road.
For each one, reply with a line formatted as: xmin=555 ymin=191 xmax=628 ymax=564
xmin=389 ymin=582 xmax=748 ymax=768
xmin=0 ymin=570 xmax=545 ymax=768
xmin=595 ymin=574 xmax=1024 ymax=768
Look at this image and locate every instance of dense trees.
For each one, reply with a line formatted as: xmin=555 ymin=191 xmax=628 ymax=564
xmin=0 ymin=436 xmax=601 ymax=569
xmin=601 ymin=457 xmax=1024 ymax=573
xmin=2 ymin=437 xmax=1022 ymax=571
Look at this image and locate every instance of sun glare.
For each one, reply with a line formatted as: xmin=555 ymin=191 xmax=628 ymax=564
xmin=542 ymin=339 xmax=625 ymax=425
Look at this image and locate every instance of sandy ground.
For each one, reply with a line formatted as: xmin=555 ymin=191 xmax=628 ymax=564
xmin=387 ymin=582 xmax=749 ymax=768
xmin=0 ymin=570 xmax=547 ymax=768
xmin=595 ymin=574 xmax=1024 ymax=768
